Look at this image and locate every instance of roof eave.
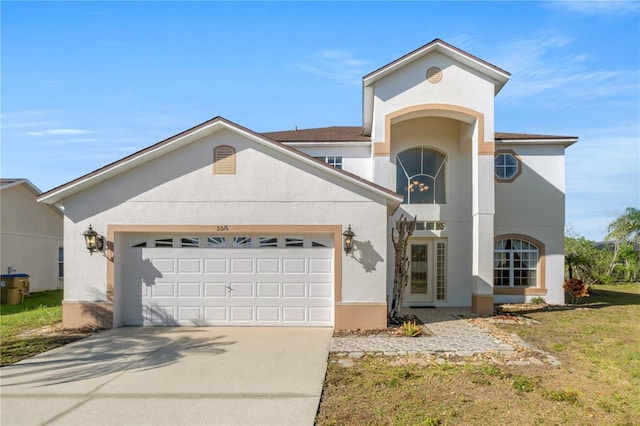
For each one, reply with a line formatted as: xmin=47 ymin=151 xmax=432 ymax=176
xmin=38 ymin=117 xmax=403 ymax=206
xmin=496 ymin=137 xmax=579 ymax=148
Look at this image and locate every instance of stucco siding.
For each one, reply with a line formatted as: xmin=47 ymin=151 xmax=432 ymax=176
xmin=494 ymin=144 xmax=567 ymax=304
xmin=61 ymin=128 xmax=389 ymax=315
xmin=371 ymin=53 xmax=496 ymax=144
xmin=1 ymin=184 xmax=63 ymax=292
xmin=290 ymin=145 xmax=372 ymax=181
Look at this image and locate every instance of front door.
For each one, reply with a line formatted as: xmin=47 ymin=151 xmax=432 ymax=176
xmin=404 ymin=241 xmax=434 ymax=304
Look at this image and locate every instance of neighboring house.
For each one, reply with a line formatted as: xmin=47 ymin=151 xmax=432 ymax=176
xmin=38 ymin=39 xmax=576 ymax=329
xmin=1 ymin=179 xmax=64 ymax=292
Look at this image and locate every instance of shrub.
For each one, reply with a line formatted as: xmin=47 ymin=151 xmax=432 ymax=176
xmin=400 ymin=320 xmax=422 ymax=337
xmin=563 ymin=278 xmax=590 ymax=304
xmin=530 ymin=297 xmax=546 ymax=305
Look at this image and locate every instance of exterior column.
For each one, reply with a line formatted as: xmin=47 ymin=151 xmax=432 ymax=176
xmin=471 ymin=126 xmax=495 ymax=315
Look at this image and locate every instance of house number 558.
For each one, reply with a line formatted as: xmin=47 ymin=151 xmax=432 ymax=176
xmin=216 ymin=225 xmax=229 ymax=231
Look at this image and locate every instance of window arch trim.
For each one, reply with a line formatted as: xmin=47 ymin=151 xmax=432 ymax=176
xmin=396 ymin=146 xmax=447 ymax=205
xmin=493 ymin=234 xmax=546 ymax=295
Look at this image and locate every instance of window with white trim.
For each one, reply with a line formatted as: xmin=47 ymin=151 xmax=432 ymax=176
xmin=314 ymin=156 xmax=342 ymax=169
xmin=396 ymin=147 xmax=446 ymax=204
xmin=494 ymin=238 xmax=539 ymax=287
xmin=436 ymin=241 xmax=446 ymax=300
xmin=58 ymin=247 xmax=64 ymax=279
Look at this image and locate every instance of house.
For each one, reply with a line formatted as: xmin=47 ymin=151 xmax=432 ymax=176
xmin=38 ymin=39 xmax=577 ymax=329
xmin=1 ymin=179 xmax=64 ymax=292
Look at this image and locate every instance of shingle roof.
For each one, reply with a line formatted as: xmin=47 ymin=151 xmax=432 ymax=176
xmin=363 ymin=38 xmax=510 ymax=81
xmin=39 ymin=117 xmax=403 ymax=205
xmin=495 ymin=132 xmax=578 ymax=140
xmin=261 ymin=126 xmax=370 ymax=142
xmin=261 ymin=127 xmax=577 ymax=143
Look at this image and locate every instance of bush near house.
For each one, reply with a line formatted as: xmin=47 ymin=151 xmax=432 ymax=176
xmin=565 ymin=208 xmax=640 ymax=284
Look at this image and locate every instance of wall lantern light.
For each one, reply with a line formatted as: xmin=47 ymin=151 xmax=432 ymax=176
xmin=342 ymin=225 xmax=355 ymax=254
xmin=82 ymin=225 xmax=104 ymax=254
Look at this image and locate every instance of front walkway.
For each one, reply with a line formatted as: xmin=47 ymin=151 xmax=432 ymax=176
xmin=331 ymin=308 xmax=560 ymax=366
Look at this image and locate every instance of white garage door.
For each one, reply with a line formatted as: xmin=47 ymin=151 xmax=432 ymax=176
xmin=123 ymin=235 xmax=334 ymax=326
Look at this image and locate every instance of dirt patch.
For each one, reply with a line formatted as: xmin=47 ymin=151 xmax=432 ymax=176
xmin=17 ymin=324 xmax=99 ymax=338
xmin=334 ymin=314 xmax=431 ymax=337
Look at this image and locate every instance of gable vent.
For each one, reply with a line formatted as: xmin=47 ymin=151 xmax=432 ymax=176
xmin=427 ymin=67 xmax=443 ymax=84
xmin=213 ymin=145 xmax=236 ymax=174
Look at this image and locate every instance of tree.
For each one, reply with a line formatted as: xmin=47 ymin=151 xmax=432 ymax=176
xmin=606 ymin=207 xmax=640 ymax=281
xmin=389 ymin=214 xmax=417 ymax=320
xmin=564 ymin=234 xmax=612 ymax=284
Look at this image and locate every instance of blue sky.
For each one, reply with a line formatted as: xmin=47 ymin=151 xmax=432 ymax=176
xmin=1 ymin=1 xmax=638 ymax=241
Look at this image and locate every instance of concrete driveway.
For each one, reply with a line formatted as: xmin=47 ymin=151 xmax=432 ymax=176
xmin=0 ymin=327 xmax=333 ymax=426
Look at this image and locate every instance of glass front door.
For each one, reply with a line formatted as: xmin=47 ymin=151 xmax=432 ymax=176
xmin=405 ymin=242 xmax=434 ymax=304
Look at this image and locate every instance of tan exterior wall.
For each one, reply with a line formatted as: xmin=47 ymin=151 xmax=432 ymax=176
xmin=335 ymin=303 xmax=387 ymax=330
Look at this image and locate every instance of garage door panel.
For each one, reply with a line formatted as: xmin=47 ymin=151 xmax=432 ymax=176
xmin=256 ymin=306 xmax=280 ymax=322
xmin=204 ymin=282 xmax=228 ymax=298
xmin=256 ymin=282 xmax=280 ymax=298
xmin=124 ymin=241 xmax=333 ymax=326
xmin=282 ymin=307 xmax=306 ymax=323
xmin=283 ymin=282 xmax=306 ymax=298
xmin=150 ymin=282 xmax=175 ymax=298
xmin=178 ymin=282 xmax=201 ymax=298
xmin=152 ymin=258 xmax=175 ymax=274
xmin=204 ymin=306 xmax=227 ymax=322
xmin=282 ymin=259 xmax=306 ymax=274
xmin=147 ymin=305 xmax=178 ymax=325
xmin=230 ymin=258 xmax=253 ymax=273
xmin=309 ymin=283 xmax=332 ymax=298
xmin=177 ymin=258 xmax=201 ymax=273
xmin=229 ymin=282 xmax=253 ymax=298
xmin=309 ymin=258 xmax=332 ymax=274
xmin=204 ymin=259 xmax=227 ymax=274
xmin=178 ymin=306 xmax=201 ymax=323
xmin=230 ymin=306 xmax=254 ymax=322
xmin=309 ymin=307 xmax=332 ymax=323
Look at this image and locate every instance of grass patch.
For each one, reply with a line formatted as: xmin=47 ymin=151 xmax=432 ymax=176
xmin=1 ymin=290 xmax=92 ymax=366
xmin=317 ymin=284 xmax=640 ymax=425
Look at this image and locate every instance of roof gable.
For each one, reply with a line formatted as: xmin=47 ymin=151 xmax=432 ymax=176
xmin=38 ymin=117 xmax=402 ymax=206
xmin=362 ymin=39 xmax=511 ymax=135
xmin=364 ymin=39 xmax=510 ymax=92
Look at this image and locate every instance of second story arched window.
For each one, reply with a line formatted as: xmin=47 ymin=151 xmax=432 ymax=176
xmin=396 ymin=147 xmax=446 ymax=204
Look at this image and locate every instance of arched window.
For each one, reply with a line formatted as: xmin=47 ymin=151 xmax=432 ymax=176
xmin=494 ymin=238 xmax=539 ymax=287
xmin=396 ymin=147 xmax=446 ymax=204
xmin=213 ymin=145 xmax=236 ymax=175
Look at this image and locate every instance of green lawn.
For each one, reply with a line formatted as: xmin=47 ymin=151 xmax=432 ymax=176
xmin=316 ymin=284 xmax=640 ymax=425
xmin=0 ymin=290 xmax=92 ymax=366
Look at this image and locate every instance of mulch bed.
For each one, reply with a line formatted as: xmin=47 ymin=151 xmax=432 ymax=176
xmin=333 ymin=314 xmax=431 ymax=337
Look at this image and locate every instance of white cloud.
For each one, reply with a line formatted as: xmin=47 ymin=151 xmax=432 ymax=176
xmin=27 ymin=128 xmax=92 ymax=136
xmin=491 ymin=33 xmax=638 ymax=107
xmin=294 ymin=49 xmax=370 ymax=85
xmin=0 ymin=109 xmax=63 ymax=130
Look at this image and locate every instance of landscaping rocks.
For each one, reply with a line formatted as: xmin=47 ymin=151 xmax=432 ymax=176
xmin=331 ymin=307 xmax=561 ymax=367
